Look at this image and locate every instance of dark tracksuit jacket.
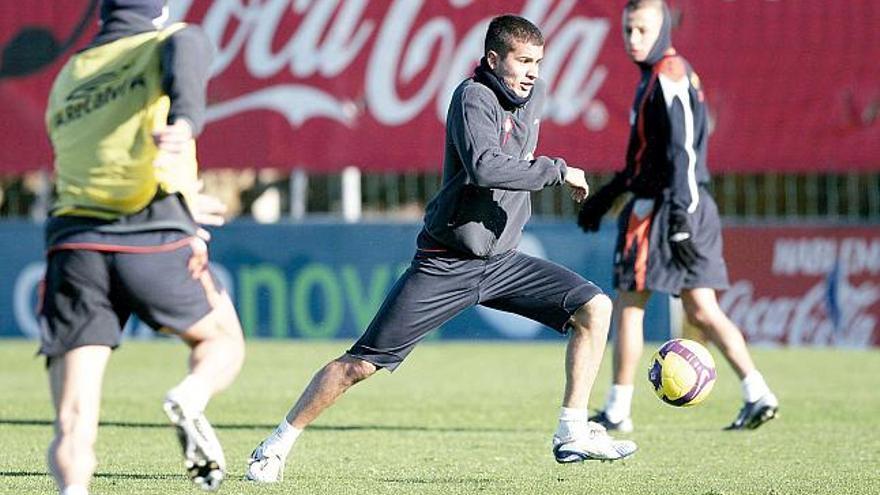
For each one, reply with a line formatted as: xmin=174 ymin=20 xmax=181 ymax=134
xmin=611 ymin=53 xmax=711 ymax=215
xmin=423 ymin=78 xmax=567 ymax=258
xmin=609 ymin=53 xmax=729 ymax=294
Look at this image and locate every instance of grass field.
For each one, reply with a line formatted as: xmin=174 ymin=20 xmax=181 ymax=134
xmin=1 ymin=340 xmax=878 ymax=495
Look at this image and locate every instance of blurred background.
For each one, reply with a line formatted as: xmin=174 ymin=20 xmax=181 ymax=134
xmin=0 ymin=0 xmax=877 ymax=346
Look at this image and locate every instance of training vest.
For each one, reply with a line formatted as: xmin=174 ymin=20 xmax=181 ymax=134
xmin=46 ymin=23 xmax=197 ymax=219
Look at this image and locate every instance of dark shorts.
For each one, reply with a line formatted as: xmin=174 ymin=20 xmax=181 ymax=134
xmin=38 ymin=231 xmax=223 ymax=358
xmin=613 ymin=188 xmax=729 ymax=295
xmin=348 ymin=231 xmax=603 ymax=371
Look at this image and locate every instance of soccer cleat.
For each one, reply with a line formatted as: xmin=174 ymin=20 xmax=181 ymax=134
xmin=163 ymin=399 xmax=226 ymax=491
xmin=588 ymin=410 xmax=634 ymax=433
xmin=724 ymin=392 xmax=779 ymax=431
xmin=552 ymin=421 xmax=638 ymax=463
xmin=245 ymin=440 xmax=287 ymax=483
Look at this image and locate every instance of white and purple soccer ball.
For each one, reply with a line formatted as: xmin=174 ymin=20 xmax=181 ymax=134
xmin=648 ymin=338 xmax=717 ymax=407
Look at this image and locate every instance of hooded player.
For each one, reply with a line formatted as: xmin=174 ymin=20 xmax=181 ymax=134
xmin=577 ymin=0 xmax=779 ymax=432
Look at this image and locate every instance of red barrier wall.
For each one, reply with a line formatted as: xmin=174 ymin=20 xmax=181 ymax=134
xmin=1 ymin=1 xmax=877 ymax=173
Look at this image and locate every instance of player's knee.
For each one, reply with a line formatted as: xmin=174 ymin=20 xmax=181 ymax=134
xmin=199 ymin=321 xmax=245 ymax=371
xmin=181 ymin=292 xmax=244 ymax=341
xmin=183 ymin=304 xmax=245 ymax=367
xmin=573 ymin=293 xmax=613 ymax=331
xmin=224 ymin=333 xmax=246 ymax=375
xmin=220 ymin=320 xmax=246 ymax=364
xmin=685 ymin=304 xmax=716 ymax=331
xmin=335 ymin=356 xmax=377 ymax=386
xmin=585 ymin=293 xmax=613 ymax=322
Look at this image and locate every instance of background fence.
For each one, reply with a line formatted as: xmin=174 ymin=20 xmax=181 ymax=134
xmin=4 ymin=171 xmax=879 ymax=224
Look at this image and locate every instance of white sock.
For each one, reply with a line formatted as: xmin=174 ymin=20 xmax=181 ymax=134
xmin=263 ymin=420 xmax=303 ymax=456
xmin=61 ymin=485 xmax=89 ymax=495
xmin=555 ymin=407 xmax=588 ymax=439
xmin=604 ymin=385 xmax=634 ymax=423
xmin=741 ymin=370 xmax=770 ymax=403
xmin=166 ymin=374 xmax=211 ymax=417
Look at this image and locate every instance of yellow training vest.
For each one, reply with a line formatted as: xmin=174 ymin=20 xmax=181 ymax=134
xmin=46 ymin=23 xmax=198 ymax=219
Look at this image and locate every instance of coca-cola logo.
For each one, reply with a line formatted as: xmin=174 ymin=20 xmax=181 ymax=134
xmin=170 ymin=0 xmax=611 ymax=130
xmin=721 ymin=235 xmax=880 ymax=346
xmin=721 ymin=279 xmax=878 ymax=346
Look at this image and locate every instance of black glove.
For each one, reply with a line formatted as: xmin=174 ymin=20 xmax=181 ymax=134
xmin=577 ymin=195 xmax=612 ymax=232
xmin=577 ymin=182 xmax=623 ymax=232
xmin=668 ymin=210 xmax=699 ymax=269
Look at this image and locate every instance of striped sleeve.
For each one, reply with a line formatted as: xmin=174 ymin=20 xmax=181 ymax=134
xmin=658 ymin=57 xmax=699 ymax=214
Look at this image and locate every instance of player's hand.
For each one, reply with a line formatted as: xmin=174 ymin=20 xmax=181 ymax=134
xmin=577 ymin=195 xmax=608 ymax=232
xmin=152 ymin=119 xmax=193 ymax=171
xmin=564 ymin=166 xmax=589 ymax=203
xmin=153 ymin=118 xmax=193 ymax=154
xmin=576 ymin=183 xmax=620 ymax=232
xmin=191 ymin=180 xmax=228 ymax=227
xmin=668 ymin=210 xmax=699 ymax=269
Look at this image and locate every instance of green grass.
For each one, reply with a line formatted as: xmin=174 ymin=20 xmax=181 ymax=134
xmin=1 ymin=340 xmax=878 ymax=494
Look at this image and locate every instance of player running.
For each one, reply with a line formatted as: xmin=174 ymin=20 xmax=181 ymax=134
xmin=245 ymin=14 xmax=636 ymax=483
xmin=41 ymin=1 xmax=244 ymax=493
xmin=577 ymin=0 xmax=778 ymax=432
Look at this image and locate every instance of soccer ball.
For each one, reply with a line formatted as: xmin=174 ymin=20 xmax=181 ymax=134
xmin=648 ymin=339 xmax=717 ymax=407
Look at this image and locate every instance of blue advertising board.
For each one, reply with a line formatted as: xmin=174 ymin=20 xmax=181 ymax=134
xmin=0 ymin=220 xmax=670 ymax=342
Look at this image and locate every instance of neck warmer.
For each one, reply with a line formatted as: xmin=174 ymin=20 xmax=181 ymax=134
xmin=473 ymin=57 xmax=532 ymax=110
xmin=100 ymin=0 xmax=165 ymax=24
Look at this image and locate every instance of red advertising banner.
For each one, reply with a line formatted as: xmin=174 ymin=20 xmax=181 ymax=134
xmin=720 ymin=227 xmax=880 ymax=347
xmin=1 ymin=1 xmax=878 ymax=173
